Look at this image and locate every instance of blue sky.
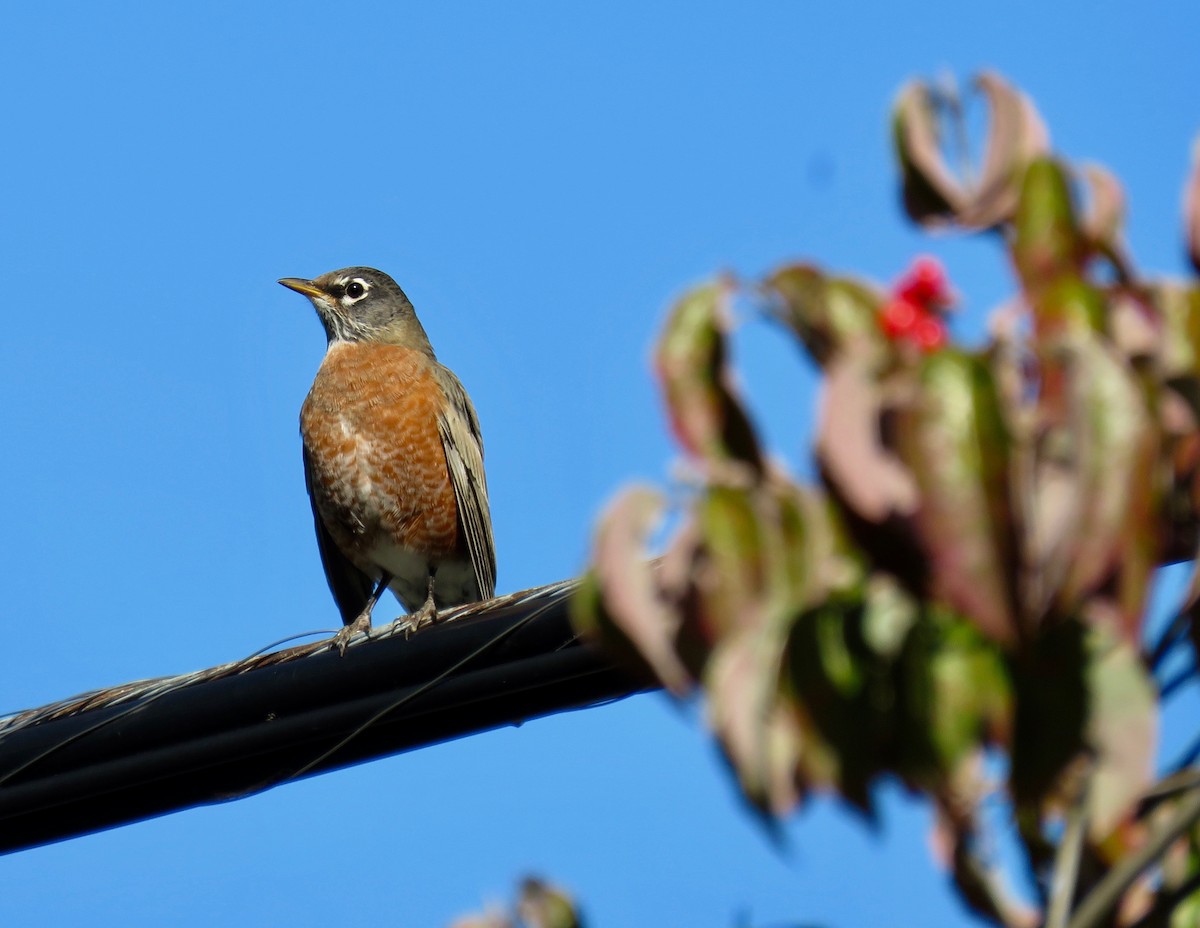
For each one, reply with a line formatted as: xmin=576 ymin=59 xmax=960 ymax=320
xmin=1 ymin=3 xmax=1198 ymax=925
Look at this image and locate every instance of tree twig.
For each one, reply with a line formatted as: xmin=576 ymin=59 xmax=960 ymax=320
xmin=1047 ymin=776 xmax=1090 ymax=928
xmin=1067 ymin=786 xmax=1200 ymax=928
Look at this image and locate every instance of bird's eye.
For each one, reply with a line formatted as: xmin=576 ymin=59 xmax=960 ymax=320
xmin=345 ymin=280 xmax=366 ymax=299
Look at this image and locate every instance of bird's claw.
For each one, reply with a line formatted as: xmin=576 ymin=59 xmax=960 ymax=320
xmin=331 ymin=613 xmax=372 ymax=656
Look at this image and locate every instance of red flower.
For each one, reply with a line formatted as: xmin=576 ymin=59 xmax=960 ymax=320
xmin=879 ymin=257 xmax=951 ymax=352
xmin=896 ymin=256 xmax=952 ymax=308
xmin=880 ymin=296 xmax=922 ymax=339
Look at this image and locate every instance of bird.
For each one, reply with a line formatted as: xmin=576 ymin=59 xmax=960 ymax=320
xmin=279 ymin=267 xmax=496 ymax=654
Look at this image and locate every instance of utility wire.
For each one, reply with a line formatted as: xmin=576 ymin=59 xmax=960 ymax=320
xmin=0 ymin=579 xmax=650 ymax=855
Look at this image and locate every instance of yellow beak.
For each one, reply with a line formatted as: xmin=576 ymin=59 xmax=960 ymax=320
xmin=278 ymin=278 xmax=325 ymax=299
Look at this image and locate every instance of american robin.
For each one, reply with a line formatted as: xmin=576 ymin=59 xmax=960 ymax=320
xmin=279 ymin=267 xmax=496 ymax=653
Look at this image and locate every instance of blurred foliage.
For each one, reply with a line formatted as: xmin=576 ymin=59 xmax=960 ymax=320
xmin=450 ymin=877 xmax=584 ymax=928
xmin=573 ymin=70 xmax=1200 ymax=928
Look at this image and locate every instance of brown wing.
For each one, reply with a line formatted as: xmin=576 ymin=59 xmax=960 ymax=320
xmin=434 ymin=366 xmax=497 ymax=600
xmin=302 ymin=447 xmax=375 ymax=625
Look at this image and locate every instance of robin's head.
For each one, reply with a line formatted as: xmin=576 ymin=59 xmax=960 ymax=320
xmin=278 ymin=266 xmax=434 ymax=352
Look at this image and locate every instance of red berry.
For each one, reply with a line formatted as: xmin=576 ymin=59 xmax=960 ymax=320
xmin=880 ymin=296 xmax=921 ymax=338
xmin=897 ymin=256 xmax=951 ymax=308
xmin=912 ymin=313 xmax=947 ymax=351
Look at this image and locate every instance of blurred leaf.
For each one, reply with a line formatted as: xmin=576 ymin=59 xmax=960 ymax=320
xmin=1013 ymin=157 xmax=1084 ymax=297
xmin=692 ymin=486 xmax=770 ymax=638
xmin=1085 ymin=628 xmax=1158 ymax=844
xmin=574 ymin=485 xmax=692 ymax=694
xmin=766 ymin=264 xmax=885 ymax=366
xmin=816 ymin=352 xmax=918 ymax=523
xmin=517 ymin=878 xmax=583 ymax=928
xmin=861 ymin=573 xmax=918 ymax=660
xmin=1154 ymin=283 xmax=1200 ymax=382
xmin=572 ymin=569 xmax=661 ymax=687
xmin=698 ymin=482 xmax=826 ymax=816
xmin=899 ymin=608 xmax=1012 ymax=796
xmin=1011 ymin=620 xmax=1089 ymax=810
xmin=893 ymin=71 xmax=1048 ymax=230
xmin=893 ymin=351 xmax=1022 ymax=646
xmin=707 ymin=631 xmax=805 ymax=817
xmin=1185 ymin=135 xmax=1200 ymax=275
xmin=784 ymin=593 xmax=895 ymax=813
xmin=1108 ymin=285 xmax=1160 ymax=364
xmin=1047 ymin=329 xmax=1160 ymax=640
xmin=449 ymin=911 xmax=513 ymax=928
xmin=893 ymin=79 xmax=965 ymax=225
xmin=966 ymin=72 xmax=1052 ymax=229
xmin=655 ymin=281 xmax=764 ymax=477
xmin=1079 ymin=162 xmax=1127 ymax=250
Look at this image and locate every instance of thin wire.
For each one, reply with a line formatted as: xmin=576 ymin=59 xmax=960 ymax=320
xmin=234 ymin=596 xmax=566 ymax=797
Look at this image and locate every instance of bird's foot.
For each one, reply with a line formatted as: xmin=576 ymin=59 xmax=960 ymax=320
xmin=401 ymin=594 xmax=440 ymax=636
xmin=331 ymin=612 xmax=372 ymax=656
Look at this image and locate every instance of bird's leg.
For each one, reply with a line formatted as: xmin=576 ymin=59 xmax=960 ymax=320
xmin=332 ymin=571 xmax=392 ymax=656
xmin=405 ymin=568 xmax=440 ymax=633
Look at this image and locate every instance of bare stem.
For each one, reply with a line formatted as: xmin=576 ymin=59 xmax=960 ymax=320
xmin=1067 ymin=786 xmax=1200 ymax=928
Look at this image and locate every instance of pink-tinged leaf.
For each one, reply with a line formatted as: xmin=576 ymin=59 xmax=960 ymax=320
xmin=655 ymin=281 xmax=763 ymax=477
xmin=964 ymin=71 xmax=1051 ymax=229
xmin=766 ymin=263 xmax=886 ymax=366
xmin=1084 ymin=627 xmax=1158 ymax=843
xmin=893 ymin=79 xmax=968 ymax=226
xmin=706 ymin=630 xmax=804 ymax=817
xmin=1036 ymin=280 xmax=1109 ymax=381
xmin=893 ymin=351 xmax=1022 ymax=646
xmin=577 ymin=485 xmax=693 ymax=694
xmin=1108 ymin=286 xmax=1160 ymax=364
xmin=1079 ymin=162 xmax=1127 ymax=248
xmin=1185 ymin=135 xmax=1200 ymax=275
xmin=892 ymin=71 xmax=1048 ymax=231
xmin=817 ymin=353 xmax=918 ymax=523
xmin=1050 ymin=330 xmax=1160 ymax=641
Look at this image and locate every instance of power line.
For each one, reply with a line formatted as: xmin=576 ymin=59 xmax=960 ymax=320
xmin=0 ymin=580 xmax=649 ymax=854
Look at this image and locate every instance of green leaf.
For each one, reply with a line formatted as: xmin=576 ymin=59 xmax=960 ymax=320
xmin=1031 ymin=276 xmax=1106 ymax=351
xmin=898 ymin=608 xmax=1012 ymax=793
xmin=1012 ymin=157 xmax=1084 ymax=295
xmin=698 ymin=483 xmax=841 ymax=816
xmin=784 ymin=594 xmax=895 ymax=814
xmin=893 ymin=350 xmax=1021 ymax=646
xmin=655 ymin=281 xmax=763 ymax=477
xmin=766 ymin=263 xmax=885 ymax=366
xmin=516 ymin=878 xmax=583 ymax=928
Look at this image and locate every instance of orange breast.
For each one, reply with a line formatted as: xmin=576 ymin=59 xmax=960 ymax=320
xmin=300 ymin=342 xmax=461 ymax=568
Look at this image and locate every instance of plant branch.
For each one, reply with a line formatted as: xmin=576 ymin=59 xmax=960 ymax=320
xmin=1067 ymin=786 xmax=1200 ymax=928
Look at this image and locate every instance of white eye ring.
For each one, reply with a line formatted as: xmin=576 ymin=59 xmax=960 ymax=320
xmin=344 ymin=279 xmax=369 ymax=301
